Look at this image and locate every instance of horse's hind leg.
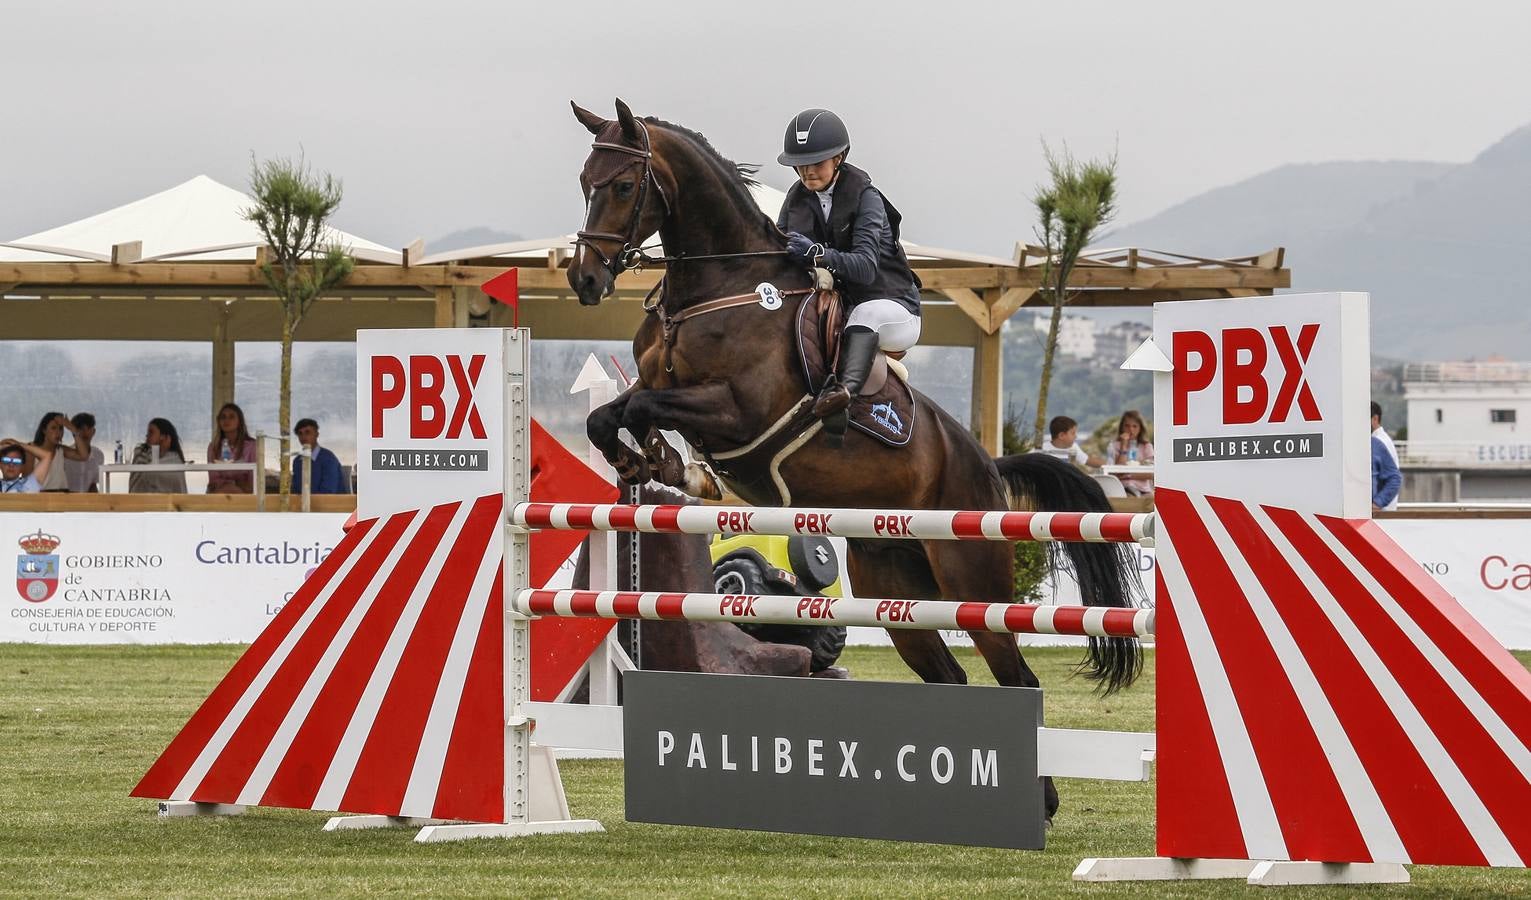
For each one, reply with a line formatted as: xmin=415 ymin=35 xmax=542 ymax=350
xmin=928 ymin=539 xmax=1062 ymax=822
xmin=845 ymin=540 xmax=967 ymax=684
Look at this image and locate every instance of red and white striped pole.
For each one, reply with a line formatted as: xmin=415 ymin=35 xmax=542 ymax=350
xmin=514 ymin=502 xmax=1152 ymax=544
xmin=514 ymin=589 xmax=1154 ymax=639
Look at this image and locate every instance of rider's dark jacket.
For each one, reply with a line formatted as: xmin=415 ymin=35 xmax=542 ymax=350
xmin=777 ymin=163 xmax=921 ymax=315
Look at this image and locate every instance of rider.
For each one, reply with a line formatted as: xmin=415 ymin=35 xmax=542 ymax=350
xmin=776 ymin=109 xmax=922 ymax=432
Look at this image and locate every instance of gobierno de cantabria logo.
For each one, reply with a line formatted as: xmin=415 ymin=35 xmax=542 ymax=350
xmin=16 ymin=529 xmax=61 ymax=603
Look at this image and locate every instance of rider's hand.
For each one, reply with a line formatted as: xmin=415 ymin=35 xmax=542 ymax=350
xmin=785 ymin=232 xmax=821 ymax=263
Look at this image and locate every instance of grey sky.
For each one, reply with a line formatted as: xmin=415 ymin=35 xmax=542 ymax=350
xmin=5 ymin=0 xmax=1529 ymax=258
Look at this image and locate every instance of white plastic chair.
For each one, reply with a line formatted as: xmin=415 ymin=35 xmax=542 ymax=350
xmin=1092 ymin=474 xmax=1128 ymax=498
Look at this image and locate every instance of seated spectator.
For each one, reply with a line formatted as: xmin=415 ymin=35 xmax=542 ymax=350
xmin=129 ymin=418 xmax=188 ymax=494
xmin=206 ymin=403 xmax=258 ymax=494
xmin=1 ymin=441 xmax=49 ymax=494
xmin=31 ymin=412 xmax=71 ymax=492
xmin=1036 ymin=415 xmax=1105 ymax=468
xmin=61 ymin=412 xmax=105 ymax=493
xmin=1104 ymin=409 xmax=1155 ymax=496
xmin=291 ymin=418 xmax=347 ymax=495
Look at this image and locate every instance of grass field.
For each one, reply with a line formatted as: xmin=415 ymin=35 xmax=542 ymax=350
xmin=2 ymin=643 xmax=1529 ymax=898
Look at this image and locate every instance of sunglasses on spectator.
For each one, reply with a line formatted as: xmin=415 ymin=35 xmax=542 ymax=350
xmin=0 ymin=457 xmax=24 ymax=465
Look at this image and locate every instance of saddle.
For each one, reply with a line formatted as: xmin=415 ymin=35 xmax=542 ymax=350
xmin=795 ymin=291 xmax=916 ymax=447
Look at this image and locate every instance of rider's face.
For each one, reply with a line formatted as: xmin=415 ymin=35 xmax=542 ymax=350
xmin=795 ymin=155 xmax=841 ymax=192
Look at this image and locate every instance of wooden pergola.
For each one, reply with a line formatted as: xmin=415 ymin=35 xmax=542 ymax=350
xmin=0 ymin=242 xmax=1288 ymax=453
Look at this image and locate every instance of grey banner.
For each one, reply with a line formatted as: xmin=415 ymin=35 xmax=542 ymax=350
xmin=622 ymin=671 xmax=1044 ymax=849
xmin=370 ymin=448 xmax=488 ymax=471
xmin=1173 ymin=432 xmax=1324 ymax=462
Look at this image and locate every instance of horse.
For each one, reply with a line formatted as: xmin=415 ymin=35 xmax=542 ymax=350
xmin=566 ymin=99 xmax=1141 ymax=820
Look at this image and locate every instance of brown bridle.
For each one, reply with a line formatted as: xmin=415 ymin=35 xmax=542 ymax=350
xmin=573 ymin=119 xmax=671 ymax=277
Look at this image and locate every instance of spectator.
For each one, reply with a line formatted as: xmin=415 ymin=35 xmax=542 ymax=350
xmin=129 ymin=418 xmax=188 ymax=494
xmin=1371 ymin=401 xmax=1399 ymax=512
xmin=61 ymin=413 xmax=104 ymax=493
xmin=30 ymin=412 xmax=70 ymax=492
xmin=1036 ymin=415 xmax=1105 ymax=468
xmin=291 ymin=418 xmax=346 ymax=495
xmin=206 ymin=403 xmax=258 ymax=494
xmin=1372 ymin=434 xmax=1401 ymax=512
xmin=0 ymin=441 xmax=48 ymax=494
xmin=1105 ymin=409 xmax=1155 ymax=496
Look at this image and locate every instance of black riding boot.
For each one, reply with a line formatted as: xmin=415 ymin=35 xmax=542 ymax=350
xmin=815 ymin=326 xmax=880 ymax=446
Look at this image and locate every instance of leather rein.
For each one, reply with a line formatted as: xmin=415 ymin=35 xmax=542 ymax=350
xmin=574 ymin=120 xmax=808 ymax=372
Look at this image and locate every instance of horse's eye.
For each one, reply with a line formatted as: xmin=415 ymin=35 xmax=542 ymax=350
xmin=614 ymin=181 xmax=634 ymax=199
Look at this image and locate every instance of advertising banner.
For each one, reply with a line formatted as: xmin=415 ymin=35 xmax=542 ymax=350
xmin=3 ymin=513 xmax=346 ymax=644
xmin=1153 ymin=292 xmax=1371 ymax=518
xmin=623 ymin=671 xmax=1045 ymax=849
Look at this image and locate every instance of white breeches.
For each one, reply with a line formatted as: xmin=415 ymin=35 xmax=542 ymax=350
xmin=847 ymin=299 xmax=921 ymax=352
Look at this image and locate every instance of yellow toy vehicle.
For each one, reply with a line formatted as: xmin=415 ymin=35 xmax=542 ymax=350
xmin=709 ymin=532 xmax=847 ymax=673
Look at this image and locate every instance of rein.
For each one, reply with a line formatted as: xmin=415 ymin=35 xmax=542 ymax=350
xmin=574 ymin=120 xmax=789 ymax=275
xmin=645 ymin=284 xmax=815 ymax=373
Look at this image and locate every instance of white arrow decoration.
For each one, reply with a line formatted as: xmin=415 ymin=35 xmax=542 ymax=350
xmin=1120 ymin=337 xmax=1173 ymax=372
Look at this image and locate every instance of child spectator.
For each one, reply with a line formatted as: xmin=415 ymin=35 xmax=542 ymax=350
xmin=291 ymin=418 xmax=347 ymax=495
xmin=1037 ymin=415 xmax=1105 ymax=468
xmin=61 ymin=412 xmax=104 ymax=493
xmin=206 ymin=403 xmax=257 ymax=494
xmin=1105 ymin=409 xmax=1155 ymax=496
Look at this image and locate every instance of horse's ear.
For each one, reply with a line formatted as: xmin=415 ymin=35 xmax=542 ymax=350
xmin=614 ymin=98 xmax=642 ymax=143
xmin=571 ymin=101 xmax=607 ymax=136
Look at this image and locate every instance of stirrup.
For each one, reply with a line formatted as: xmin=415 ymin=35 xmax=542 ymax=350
xmin=821 ymin=410 xmax=849 ymax=448
xmin=813 ymin=381 xmax=852 ymax=419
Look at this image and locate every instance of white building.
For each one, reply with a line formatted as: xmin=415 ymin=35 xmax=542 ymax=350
xmin=1401 ymin=362 xmax=1531 ymax=500
xmin=1032 ymin=312 xmax=1096 ymax=360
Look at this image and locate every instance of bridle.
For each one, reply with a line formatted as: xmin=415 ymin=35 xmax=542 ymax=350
xmin=573 ymin=119 xmax=788 ymax=277
xmin=574 ymin=119 xmax=671 ymax=277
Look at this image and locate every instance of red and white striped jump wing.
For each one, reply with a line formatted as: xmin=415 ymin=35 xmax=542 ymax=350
xmin=1155 ymin=487 xmax=1531 ymax=868
xmin=133 ymin=495 xmax=508 ymax=823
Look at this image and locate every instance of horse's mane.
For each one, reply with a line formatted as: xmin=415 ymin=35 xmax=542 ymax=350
xmin=643 ymin=116 xmax=778 ymax=234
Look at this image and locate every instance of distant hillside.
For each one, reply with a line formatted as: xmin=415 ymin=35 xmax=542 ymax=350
xmin=428 ymin=226 xmax=523 ymax=252
xmin=1109 ymin=123 xmax=1531 ymax=360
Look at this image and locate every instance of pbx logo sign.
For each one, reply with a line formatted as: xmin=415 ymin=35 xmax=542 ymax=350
xmin=1170 ymin=323 xmax=1325 ymax=463
xmin=369 ymin=354 xmax=491 ymax=472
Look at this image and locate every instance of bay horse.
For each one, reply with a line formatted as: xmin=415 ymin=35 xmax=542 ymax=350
xmin=566 ymin=100 xmax=1141 ymax=820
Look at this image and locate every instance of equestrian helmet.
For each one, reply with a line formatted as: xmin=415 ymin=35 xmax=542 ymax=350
xmin=778 ymin=109 xmax=850 ymax=166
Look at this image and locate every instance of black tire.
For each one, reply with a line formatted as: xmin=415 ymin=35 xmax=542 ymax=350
xmin=714 ymin=556 xmax=847 ymax=672
xmin=713 ymin=556 xmax=768 ymax=595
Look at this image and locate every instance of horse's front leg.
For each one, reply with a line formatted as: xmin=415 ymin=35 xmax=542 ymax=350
xmin=586 ymin=387 xmax=651 ymax=485
xmin=622 ymin=382 xmax=754 ymax=446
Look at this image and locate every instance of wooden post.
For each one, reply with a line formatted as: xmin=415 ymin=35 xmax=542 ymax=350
xmin=452 ymin=286 xmax=473 ymax=328
xmin=433 ymin=286 xmax=453 ymax=328
xmin=211 ymin=305 xmax=236 ymax=423
xmin=976 ymin=327 xmax=1004 ymax=456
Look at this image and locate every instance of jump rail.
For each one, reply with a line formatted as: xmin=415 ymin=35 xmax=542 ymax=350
xmin=514 ymin=502 xmax=1153 ymax=544
xmin=515 ymin=589 xmax=1155 ymax=639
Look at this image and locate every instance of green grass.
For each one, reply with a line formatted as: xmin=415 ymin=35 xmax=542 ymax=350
xmin=2 ymin=643 xmax=1529 ymax=897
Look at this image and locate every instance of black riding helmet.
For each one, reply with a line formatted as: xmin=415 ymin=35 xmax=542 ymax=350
xmin=778 ymin=109 xmax=850 ymax=167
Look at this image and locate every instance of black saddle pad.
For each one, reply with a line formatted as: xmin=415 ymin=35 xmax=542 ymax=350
xmin=794 ymin=292 xmax=916 ymax=447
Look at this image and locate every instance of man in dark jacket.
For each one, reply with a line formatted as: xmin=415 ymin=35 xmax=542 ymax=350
xmin=776 ymin=109 xmax=922 ymax=440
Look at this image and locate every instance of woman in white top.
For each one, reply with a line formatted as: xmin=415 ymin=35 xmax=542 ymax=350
xmin=29 ymin=412 xmax=70 ymax=492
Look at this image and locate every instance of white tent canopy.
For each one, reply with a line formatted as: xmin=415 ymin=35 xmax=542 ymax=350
xmin=0 ymin=175 xmax=399 ymax=264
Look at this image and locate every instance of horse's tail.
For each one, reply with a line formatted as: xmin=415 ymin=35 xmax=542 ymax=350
xmin=993 ymin=453 xmax=1144 ymax=694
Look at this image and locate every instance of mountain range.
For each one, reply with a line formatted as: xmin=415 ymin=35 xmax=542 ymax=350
xmin=1108 ymin=123 xmax=1531 ymax=361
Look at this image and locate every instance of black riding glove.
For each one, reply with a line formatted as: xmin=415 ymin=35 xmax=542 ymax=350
xmin=785 ymin=232 xmax=824 ymax=264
